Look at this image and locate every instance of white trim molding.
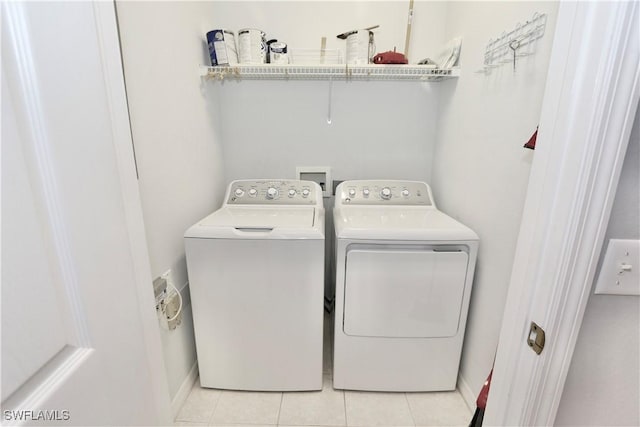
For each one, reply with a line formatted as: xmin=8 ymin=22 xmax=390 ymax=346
xmin=457 ymin=374 xmax=476 ymax=413
xmin=91 ymin=1 xmax=172 ymax=424
xmin=171 ymin=361 xmax=199 ymax=419
xmin=486 ymin=2 xmax=639 ymax=426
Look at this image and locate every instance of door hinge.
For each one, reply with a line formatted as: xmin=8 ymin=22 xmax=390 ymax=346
xmin=527 ymin=321 xmax=546 ymax=355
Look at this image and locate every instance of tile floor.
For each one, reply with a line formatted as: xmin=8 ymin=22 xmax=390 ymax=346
xmin=175 ymin=312 xmax=472 ymax=426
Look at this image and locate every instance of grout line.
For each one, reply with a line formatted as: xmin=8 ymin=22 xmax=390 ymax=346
xmin=343 ymin=387 xmax=348 ymax=427
xmin=207 ymin=388 xmax=223 ymax=426
xmin=405 ymin=392 xmax=417 ymax=427
xmin=276 ymin=391 xmax=284 ymax=426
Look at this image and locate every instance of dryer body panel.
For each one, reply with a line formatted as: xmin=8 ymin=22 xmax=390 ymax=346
xmin=343 ymin=248 xmax=469 ymax=338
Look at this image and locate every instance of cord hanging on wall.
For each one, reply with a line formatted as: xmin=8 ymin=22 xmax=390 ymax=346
xmin=476 ymin=12 xmax=547 ymax=74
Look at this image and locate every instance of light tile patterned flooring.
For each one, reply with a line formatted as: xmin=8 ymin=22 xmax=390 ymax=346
xmin=175 ymin=313 xmax=472 ymax=426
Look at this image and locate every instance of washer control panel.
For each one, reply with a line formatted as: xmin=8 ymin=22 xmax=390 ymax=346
xmin=226 ymin=180 xmax=317 ymax=205
xmin=337 ymin=180 xmax=434 ymax=206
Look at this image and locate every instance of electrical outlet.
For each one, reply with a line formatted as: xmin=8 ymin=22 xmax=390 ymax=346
xmin=165 ymin=290 xmax=182 ymax=330
xmin=154 ymin=269 xmax=182 ymax=329
xmin=595 ymin=239 xmax=640 ymax=296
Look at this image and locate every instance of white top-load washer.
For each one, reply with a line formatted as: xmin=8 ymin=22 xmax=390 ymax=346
xmin=185 ymin=180 xmax=324 ymax=391
xmin=333 ymin=180 xmax=478 ymax=392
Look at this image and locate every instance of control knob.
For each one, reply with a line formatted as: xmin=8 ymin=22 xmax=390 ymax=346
xmin=288 ymin=189 xmax=297 ymax=197
xmin=380 ymin=187 xmax=392 ymax=200
xmin=234 ymin=188 xmax=245 ymax=197
xmin=301 ymin=189 xmax=310 ymax=198
xmin=248 ymin=188 xmax=258 ymax=197
xmin=363 ymin=188 xmax=370 ymax=197
xmin=266 ymin=187 xmax=279 ymax=199
xmin=401 ymin=189 xmax=410 ymax=197
xmin=348 ymin=188 xmax=356 ymax=197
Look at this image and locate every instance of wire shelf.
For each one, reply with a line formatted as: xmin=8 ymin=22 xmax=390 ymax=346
xmin=200 ymin=64 xmax=460 ymax=82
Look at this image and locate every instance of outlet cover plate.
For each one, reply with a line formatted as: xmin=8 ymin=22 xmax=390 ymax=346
xmin=594 ymin=239 xmax=640 ymax=296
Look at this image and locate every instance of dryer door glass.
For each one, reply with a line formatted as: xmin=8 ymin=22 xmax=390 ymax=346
xmin=343 ymin=249 xmax=468 ymax=338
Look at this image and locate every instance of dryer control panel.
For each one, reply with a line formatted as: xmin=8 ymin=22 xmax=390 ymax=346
xmin=226 ymin=180 xmax=318 ymax=205
xmin=336 ymin=180 xmax=434 ymax=206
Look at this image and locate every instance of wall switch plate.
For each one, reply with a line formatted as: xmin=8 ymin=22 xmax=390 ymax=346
xmin=296 ymin=166 xmax=332 ymax=198
xmin=594 ymin=239 xmax=640 ymax=296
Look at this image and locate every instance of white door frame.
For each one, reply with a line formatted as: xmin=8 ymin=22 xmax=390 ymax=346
xmin=486 ymin=1 xmax=639 ymax=425
xmin=92 ymin=2 xmax=173 ymax=423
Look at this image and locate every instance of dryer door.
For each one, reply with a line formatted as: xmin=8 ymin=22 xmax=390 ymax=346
xmin=343 ymin=248 xmax=468 ymax=338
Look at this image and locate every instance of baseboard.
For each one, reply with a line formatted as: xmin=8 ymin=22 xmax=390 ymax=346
xmin=170 ymin=361 xmax=199 ymax=419
xmin=458 ymin=373 xmax=477 ymax=412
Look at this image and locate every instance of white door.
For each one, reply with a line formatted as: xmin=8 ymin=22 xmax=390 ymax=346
xmin=486 ymin=1 xmax=639 ymax=425
xmin=1 ymin=1 xmax=171 ymax=425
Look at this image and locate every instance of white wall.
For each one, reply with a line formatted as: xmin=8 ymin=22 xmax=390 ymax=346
xmin=210 ymin=1 xmax=447 ymax=184
xmin=431 ymin=1 xmax=559 ymax=403
xmin=210 ymin=1 xmax=446 ymax=65
xmin=115 ymin=1 xmax=226 ymax=403
xmin=211 ymin=1 xmax=449 ymax=308
xmin=115 ymin=0 xmax=563 ymax=411
xmin=215 ymin=81 xmax=439 ymax=183
xmin=554 ymin=109 xmax=640 ymax=427
xmin=115 ymin=0 xmax=448 ymax=406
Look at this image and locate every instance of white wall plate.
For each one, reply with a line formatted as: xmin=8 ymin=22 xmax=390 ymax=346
xmin=595 ymin=239 xmax=640 ymax=296
xmin=296 ymin=166 xmax=332 ymax=198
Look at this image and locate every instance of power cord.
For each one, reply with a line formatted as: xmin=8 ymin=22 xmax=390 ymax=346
xmin=157 ymin=280 xmax=183 ymax=330
xmin=166 ymin=281 xmax=183 ymax=323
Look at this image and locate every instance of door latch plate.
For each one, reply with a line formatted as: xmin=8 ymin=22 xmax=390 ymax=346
xmin=527 ymin=321 xmax=545 ymax=355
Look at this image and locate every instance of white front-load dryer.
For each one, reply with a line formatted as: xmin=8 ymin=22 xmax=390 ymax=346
xmin=185 ymin=180 xmax=325 ymax=391
xmin=333 ymin=180 xmax=478 ymax=392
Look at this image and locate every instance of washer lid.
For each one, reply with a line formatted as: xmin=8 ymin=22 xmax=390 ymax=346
xmin=334 ymin=207 xmax=478 ymax=241
xmin=202 ymin=206 xmax=316 ymax=228
xmin=185 ymin=206 xmax=323 ymax=239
